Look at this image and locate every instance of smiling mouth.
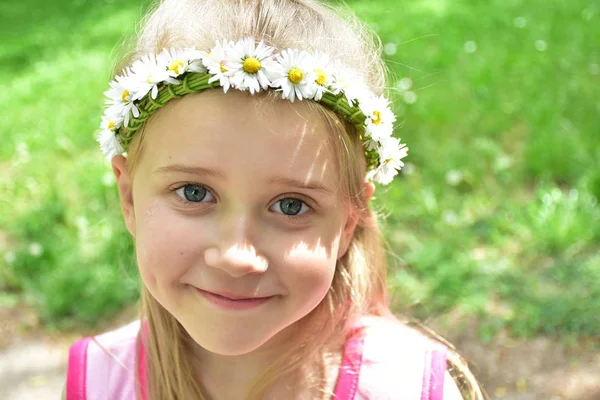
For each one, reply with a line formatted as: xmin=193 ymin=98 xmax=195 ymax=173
xmin=195 ymin=288 xmax=275 ymax=310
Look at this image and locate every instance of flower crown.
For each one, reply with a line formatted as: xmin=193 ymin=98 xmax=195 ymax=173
xmin=98 ymin=37 xmax=408 ymax=184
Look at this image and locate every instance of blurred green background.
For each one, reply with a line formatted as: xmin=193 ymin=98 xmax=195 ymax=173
xmin=1 ymin=0 xmax=598 ymax=343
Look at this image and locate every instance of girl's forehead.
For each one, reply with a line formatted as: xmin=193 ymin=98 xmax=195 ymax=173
xmin=140 ymin=90 xmax=339 ymax=188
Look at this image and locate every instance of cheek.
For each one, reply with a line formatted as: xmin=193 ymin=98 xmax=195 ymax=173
xmin=134 ymin=201 xmax=205 ymax=285
xmin=277 ymin=229 xmax=342 ymax=300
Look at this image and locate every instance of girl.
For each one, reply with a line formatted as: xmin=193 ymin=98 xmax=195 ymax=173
xmin=65 ymin=0 xmax=488 ymax=399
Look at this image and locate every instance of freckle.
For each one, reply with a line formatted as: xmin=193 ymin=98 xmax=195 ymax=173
xmin=180 ymin=252 xmax=184 ymax=256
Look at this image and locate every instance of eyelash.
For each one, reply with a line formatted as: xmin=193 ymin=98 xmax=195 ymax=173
xmin=170 ymin=182 xmax=313 ymax=221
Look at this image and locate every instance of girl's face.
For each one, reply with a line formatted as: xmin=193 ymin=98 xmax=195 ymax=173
xmin=113 ymin=90 xmax=361 ymax=356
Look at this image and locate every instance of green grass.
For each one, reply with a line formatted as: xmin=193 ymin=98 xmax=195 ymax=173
xmin=1 ymin=0 xmax=599 ymax=338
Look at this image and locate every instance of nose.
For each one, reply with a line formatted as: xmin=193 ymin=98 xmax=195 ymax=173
xmin=204 ymin=212 xmax=268 ymax=278
xmin=204 ymin=245 xmax=268 ymax=278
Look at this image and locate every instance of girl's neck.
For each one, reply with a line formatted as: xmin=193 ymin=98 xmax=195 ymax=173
xmin=194 ymin=353 xmax=267 ymax=399
xmin=191 ymin=325 xmax=293 ymax=399
xmin=191 ymin=336 xmax=343 ymax=400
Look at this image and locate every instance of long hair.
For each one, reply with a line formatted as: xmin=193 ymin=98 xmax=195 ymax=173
xmin=112 ymin=0 xmax=489 ymax=398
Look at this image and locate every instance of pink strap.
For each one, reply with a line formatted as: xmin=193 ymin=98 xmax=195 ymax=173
xmin=138 ymin=322 xmax=149 ymax=400
xmin=66 ymin=337 xmax=91 ymax=400
xmin=332 ymin=330 xmax=365 ymax=400
xmin=420 ymin=344 xmax=448 ymax=400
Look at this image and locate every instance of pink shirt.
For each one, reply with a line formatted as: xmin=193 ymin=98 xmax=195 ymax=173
xmin=67 ymin=317 xmax=447 ymax=399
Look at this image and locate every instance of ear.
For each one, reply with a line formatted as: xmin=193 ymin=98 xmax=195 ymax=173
xmin=363 ymin=181 xmax=375 ymax=203
xmin=336 ymin=181 xmax=376 ymax=259
xmin=111 ymin=155 xmax=136 ymax=238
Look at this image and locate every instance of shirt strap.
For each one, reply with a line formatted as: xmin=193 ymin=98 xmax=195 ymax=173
xmin=66 ymin=337 xmax=91 ymax=400
xmin=332 ymin=326 xmax=366 ymax=400
xmin=138 ymin=320 xmax=149 ymax=400
xmin=420 ymin=343 xmax=448 ymax=400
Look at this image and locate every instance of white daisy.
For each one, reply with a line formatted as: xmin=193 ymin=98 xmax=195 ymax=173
xmin=358 ymin=94 xmax=396 ymax=141
xmin=329 ymin=60 xmax=365 ymax=106
xmin=104 ymin=71 xmax=133 ymax=105
xmin=130 ymin=53 xmax=179 ymax=101
xmin=367 ymin=136 xmax=408 ymax=184
xmin=364 ymin=138 xmax=379 ymax=151
xmin=103 ymin=72 xmax=140 ymax=128
xmin=271 ymin=48 xmax=317 ymax=102
xmin=158 ymin=48 xmax=206 ymax=79
xmin=202 ymin=40 xmax=235 ymax=93
xmin=311 ymin=52 xmax=334 ymax=101
xmin=226 ymin=37 xmax=278 ymax=94
xmin=184 ymin=48 xmax=208 ymax=73
xmin=99 ymin=113 xmax=124 ymax=132
xmin=96 ymin=129 xmax=124 ymax=160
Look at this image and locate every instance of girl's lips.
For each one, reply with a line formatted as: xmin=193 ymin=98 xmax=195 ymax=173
xmin=196 ymin=288 xmax=274 ymax=310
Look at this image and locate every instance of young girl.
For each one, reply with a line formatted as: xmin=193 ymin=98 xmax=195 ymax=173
xmin=65 ymin=0 xmax=488 ymax=399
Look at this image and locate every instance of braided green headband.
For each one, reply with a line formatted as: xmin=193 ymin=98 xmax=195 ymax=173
xmin=98 ymin=37 xmax=408 ymax=184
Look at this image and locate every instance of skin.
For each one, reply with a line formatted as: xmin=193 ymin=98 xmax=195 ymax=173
xmin=111 ymin=89 xmax=375 ymax=398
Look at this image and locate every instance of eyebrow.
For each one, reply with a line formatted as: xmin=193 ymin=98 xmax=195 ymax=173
xmin=154 ymin=164 xmax=225 ymax=178
xmin=154 ymin=164 xmax=334 ymax=195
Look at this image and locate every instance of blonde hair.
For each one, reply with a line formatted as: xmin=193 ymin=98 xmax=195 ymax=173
xmin=110 ymin=0 xmax=488 ymax=399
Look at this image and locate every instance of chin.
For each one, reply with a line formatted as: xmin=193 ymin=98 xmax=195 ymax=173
xmin=187 ymin=326 xmax=278 ymax=356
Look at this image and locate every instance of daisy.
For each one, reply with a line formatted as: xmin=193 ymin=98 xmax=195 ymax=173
xmin=358 ymin=94 xmax=396 ymax=141
xmin=329 ymin=60 xmax=365 ymax=106
xmin=364 ymin=137 xmax=379 ymax=151
xmin=96 ymin=129 xmax=124 ymax=161
xmin=271 ymin=48 xmax=317 ymax=102
xmin=184 ymin=48 xmax=208 ymax=73
xmin=367 ymin=136 xmax=408 ymax=184
xmin=99 ymin=113 xmax=124 ymax=132
xmin=103 ymin=71 xmax=132 ymax=106
xmin=158 ymin=48 xmax=206 ymax=80
xmin=103 ymin=72 xmax=140 ymax=128
xmin=130 ymin=53 xmax=179 ymax=101
xmin=226 ymin=37 xmax=278 ymax=94
xmin=311 ymin=52 xmax=334 ymax=101
xmin=201 ymin=40 xmax=235 ymax=93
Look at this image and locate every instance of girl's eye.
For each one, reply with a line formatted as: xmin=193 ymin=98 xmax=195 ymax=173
xmin=172 ymin=185 xmax=310 ymax=219
xmin=271 ymin=198 xmax=310 ymax=217
xmin=174 ymin=184 xmax=215 ymax=203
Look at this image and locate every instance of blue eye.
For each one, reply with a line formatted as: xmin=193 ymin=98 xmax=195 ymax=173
xmin=272 ymin=198 xmax=309 ymax=216
xmin=175 ymin=184 xmax=215 ymax=203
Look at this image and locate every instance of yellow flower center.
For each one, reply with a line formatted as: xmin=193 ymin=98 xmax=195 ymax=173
xmin=121 ymin=90 xmax=130 ymax=102
xmin=243 ymin=57 xmax=262 ymax=74
xmin=288 ymin=68 xmax=304 ymax=84
xmin=372 ymin=111 xmax=382 ymax=125
xmin=168 ymin=59 xmax=185 ymax=75
xmin=384 ymin=158 xmax=393 ymax=164
xmin=315 ymin=69 xmax=327 ymax=86
xmin=108 ymin=120 xmax=116 ymax=130
xmin=220 ymin=61 xmax=227 ymax=73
